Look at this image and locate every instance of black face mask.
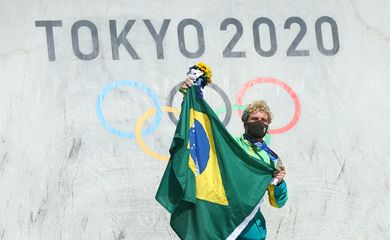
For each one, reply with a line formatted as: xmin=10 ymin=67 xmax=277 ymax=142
xmin=244 ymin=121 xmax=268 ymax=139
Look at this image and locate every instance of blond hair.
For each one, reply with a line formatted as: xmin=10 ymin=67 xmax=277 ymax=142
xmin=242 ymin=100 xmax=273 ymax=124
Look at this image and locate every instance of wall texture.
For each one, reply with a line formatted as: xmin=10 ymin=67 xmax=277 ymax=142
xmin=1 ymin=0 xmax=390 ymax=239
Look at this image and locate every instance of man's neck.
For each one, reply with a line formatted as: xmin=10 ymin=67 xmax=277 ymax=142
xmin=243 ymin=134 xmax=264 ymax=144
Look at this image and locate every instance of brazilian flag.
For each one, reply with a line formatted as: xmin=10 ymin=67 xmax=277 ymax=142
xmin=155 ymin=86 xmax=276 ymax=239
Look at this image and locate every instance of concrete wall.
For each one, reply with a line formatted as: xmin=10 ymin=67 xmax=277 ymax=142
xmin=1 ymin=0 xmax=390 ymax=239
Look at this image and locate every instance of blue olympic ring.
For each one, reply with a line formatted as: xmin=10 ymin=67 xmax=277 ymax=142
xmin=96 ymin=80 xmax=163 ymax=138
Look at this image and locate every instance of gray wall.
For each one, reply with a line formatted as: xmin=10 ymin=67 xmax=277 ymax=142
xmin=1 ymin=0 xmax=390 ymax=239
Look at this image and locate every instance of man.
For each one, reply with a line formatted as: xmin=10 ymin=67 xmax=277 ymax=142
xmin=181 ymin=79 xmax=288 ymax=240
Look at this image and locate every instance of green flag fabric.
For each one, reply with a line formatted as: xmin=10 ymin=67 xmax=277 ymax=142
xmin=155 ymin=86 xmax=276 ymax=240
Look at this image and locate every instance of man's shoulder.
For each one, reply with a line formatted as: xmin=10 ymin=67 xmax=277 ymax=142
xmin=234 ymin=135 xmax=251 ymax=149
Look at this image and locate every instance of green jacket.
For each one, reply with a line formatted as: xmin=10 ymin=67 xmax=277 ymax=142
xmin=235 ymin=135 xmax=288 ymax=240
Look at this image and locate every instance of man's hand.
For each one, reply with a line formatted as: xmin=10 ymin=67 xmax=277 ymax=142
xmin=273 ymin=164 xmax=286 ymax=185
xmin=181 ymin=78 xmax=194 ymax=89
xmin=179 ymin=78 xmax=194 ymax=94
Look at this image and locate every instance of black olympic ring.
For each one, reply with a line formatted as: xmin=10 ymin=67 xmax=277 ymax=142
xmin=167 ymin=82 xmax=232 ymax=126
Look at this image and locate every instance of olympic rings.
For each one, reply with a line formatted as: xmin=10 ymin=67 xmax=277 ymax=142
xmin=167 ymin=82 xmax=232 ymax=126
xmin=96 ymin=80 xmax=163 ymax=138
xmin=236 ymin=78 xmax=301 ymax=134
xmin=135 ymin=106 xmax=180 ymax=161
xmin=96 ymin=77 xmax=301 ymax=162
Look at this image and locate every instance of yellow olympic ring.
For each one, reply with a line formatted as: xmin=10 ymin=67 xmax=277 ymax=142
xmin=135 ymin=106 xmax=180 ymax=161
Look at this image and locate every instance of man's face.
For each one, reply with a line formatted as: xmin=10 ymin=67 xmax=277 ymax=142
xmin=247 ymin=110 xmax=269 ymax=125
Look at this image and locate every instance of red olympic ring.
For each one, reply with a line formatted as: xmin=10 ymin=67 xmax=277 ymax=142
xmin=236 ymin=77 xmax=301 ymax=134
